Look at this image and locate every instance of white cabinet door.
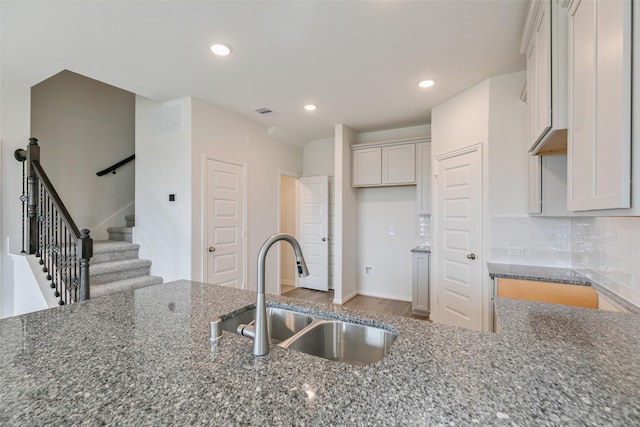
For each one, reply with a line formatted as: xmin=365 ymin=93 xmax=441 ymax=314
xmin=352 ymin=147 xmax=381 ymax=186
xmin=382 ymin=144 xmax=415 ymax=184
xmin=521 ymin=0 xmax=568 ymax=154
xmin=527 ymin=0 xmax=551 ymax=144
xmin=416 ymin=142 xmax=432 ymax=214
xmin=528 ymin=155 xmax=542 ymax=214
xmin=567 ymin=0 xmax=631 ymax=211
xmin=529 ymin=154 xmax=572 ymax=217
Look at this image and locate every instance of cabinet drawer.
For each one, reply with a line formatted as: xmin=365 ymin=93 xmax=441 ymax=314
xmin=496 ymin=278 xmax=598 ymax=309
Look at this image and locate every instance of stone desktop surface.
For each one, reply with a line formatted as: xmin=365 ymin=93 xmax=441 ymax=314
xmin=487 ymin=262 xmax=592 ymax=285
xmin=1 ymin=280 xmax=639 ymax=426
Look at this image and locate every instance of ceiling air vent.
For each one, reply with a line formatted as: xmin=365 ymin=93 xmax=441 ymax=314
xmin=253 ymin=107 xmax=277 ymax=117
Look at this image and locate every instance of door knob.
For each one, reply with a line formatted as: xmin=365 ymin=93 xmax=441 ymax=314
xmin=322 ymin=237 xmax=327 ymax=242
xmin=208 ymin=247 xmax=216 ymax=253
xmin=466 ymin=253 xmax=476 ymax=260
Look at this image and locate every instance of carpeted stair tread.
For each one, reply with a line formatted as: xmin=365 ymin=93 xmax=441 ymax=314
xmin=107 ymin=226 xmax=132 ymax=234
xmin=93 ymin=240 xmax=140 ymax=253
xmin=107 ymin=226 xmax=133 ymax=243
xmin=91 ymin=275 xmax=163 ymax=298
xmin=92 ymin=240 xmax=141 ymax=264
xmin=90 ymin=258 xmax=151 ymax=275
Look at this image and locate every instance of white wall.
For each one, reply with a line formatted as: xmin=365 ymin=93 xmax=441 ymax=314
xmin=431 ymin=71 xmax=527 ymax=331
xmin=135 ymin=96 xmax=192 ymax=282
xmin=303 ymin=138 xmax=334 ymax=176
xmin=31 ymin=70 xmax=136 ymax=240
xmin=488 ymin=71 xmax=528 ymax=215
xmin=357 ymin=187 xmax=416 ymax=301
xmin=190 ymin=98 xmax=302 ymax=294
xmin=357 ymin=124 xmax=431 ymax=144
xmin=432 ymin=81 xmax=490 ymax=158
xmin=1 ymin=78 xmax=31 ymax=318
xmin=334 ymin=124 xmax=358 ymax=303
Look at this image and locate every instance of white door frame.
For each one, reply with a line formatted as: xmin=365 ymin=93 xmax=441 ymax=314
xmin=276 ymin=169 xmax=300 ymax=295
xmin=202 ymin=154 xmax=248 ymax=289
xmin=432 ymin=143 xmax=487 ymax=330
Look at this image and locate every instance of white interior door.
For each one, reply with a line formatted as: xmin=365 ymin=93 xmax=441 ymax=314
xmin=434 ymin=146 xmax=482 ymax=330
xmin=205 ymin=158 xmax=245 ymax=289
xmin=298 ymin=176 xmax=329 ymax=291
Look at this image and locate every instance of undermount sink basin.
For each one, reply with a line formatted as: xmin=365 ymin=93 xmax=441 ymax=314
xmin=219 ymin=305 xmax=398 ymax=365
xmin=285 ymin=320 xmax=397 ymax=366
xmin=221 ymin=307 xmax=314 ymax=343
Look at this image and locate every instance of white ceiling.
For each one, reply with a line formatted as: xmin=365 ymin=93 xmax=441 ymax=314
xmin=1 ymin=0 xmax=528 ymax=145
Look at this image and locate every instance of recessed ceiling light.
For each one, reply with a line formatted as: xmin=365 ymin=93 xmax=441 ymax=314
xmin=210 ymin=43 xmax=231 ymax=56
xmin=418 ymin=79 xmax=435 ymax=88
xmin=304 ymin=104 xmax=317 ymax=111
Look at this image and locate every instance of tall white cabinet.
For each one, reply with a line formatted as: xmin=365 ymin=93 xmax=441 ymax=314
xmin=567 ymin=0 xmax=632 ymax=211
xmin=411 ymin=249 xmax=430 ymax=317
xmin=416 ymin=141 xmax=432 ymax=214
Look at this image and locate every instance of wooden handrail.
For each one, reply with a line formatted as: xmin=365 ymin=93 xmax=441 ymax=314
xmin=96 ymin=154 xmax=135 ymax=176
xmin=31 ymin=160 xmax=81 ymax=238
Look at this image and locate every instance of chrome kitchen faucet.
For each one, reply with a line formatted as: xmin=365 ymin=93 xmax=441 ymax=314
xmin=252 ymin=233 xmax=309 ymax=356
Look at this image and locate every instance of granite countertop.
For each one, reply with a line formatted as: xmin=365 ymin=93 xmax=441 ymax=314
xmin=411 ymin=245 xmax=431 ymax=253
xmin=487 ymin=262 xmax=592 ymax=285
xmin=1 ymin=280 xmax=639 ymax=425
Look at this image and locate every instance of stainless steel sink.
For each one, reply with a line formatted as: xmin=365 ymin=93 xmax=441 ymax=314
xmin=220 ymin=307 xmax=314 ymax=344
xmin=285 ymin=320 xmax=397 ymax=366
xmin=219 ymin=305 xmax=398 ymax=365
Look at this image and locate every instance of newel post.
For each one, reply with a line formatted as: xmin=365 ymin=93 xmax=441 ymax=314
xmin=26 ymin=138 xmax=40 ymax=254
xmin=78 ymin=229 xmax=93 ymax=301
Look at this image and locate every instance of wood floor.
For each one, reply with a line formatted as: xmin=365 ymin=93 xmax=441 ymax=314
xmin=282 ymin=287 xmax=430 ymax=321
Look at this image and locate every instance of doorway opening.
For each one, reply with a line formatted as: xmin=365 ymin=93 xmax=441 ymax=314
xmin=279 ymin=173 xmax=298 ymax=295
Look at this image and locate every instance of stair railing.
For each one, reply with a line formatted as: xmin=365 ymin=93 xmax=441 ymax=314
xmin=15 ymin=138 xmax=93 ymax=304
xmin=96 ymin=154 xmax=135 ymax=176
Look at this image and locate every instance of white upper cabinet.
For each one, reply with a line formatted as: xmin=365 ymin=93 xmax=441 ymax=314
xmin=567 ymin=0 xmax=632 ymax=211
xmin=521 ymin=0 xmax=569 ymax=155
xmin=352 ymin=147 xmax=382 ymax=186
xmin=352 ymin=139 xmax=424 ymax=187
xmin=382 ymin=144 xmax=415 ymax=184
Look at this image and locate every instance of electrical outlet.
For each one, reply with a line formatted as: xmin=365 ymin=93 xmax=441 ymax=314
xmin=508 ymin=246 xmax=525 ymax=256
xmin=365 ymin=265 xmax=374 ymax=275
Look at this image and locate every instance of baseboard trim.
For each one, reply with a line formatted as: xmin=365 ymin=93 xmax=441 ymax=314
xmin=333 ymin=289 xmax=357 ymax=305
xmin=356 ymin=289 xmax=412 ymax=303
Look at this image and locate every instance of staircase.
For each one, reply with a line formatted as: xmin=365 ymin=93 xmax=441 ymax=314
xmin=90 ymin=215 xmax=163 ymax=298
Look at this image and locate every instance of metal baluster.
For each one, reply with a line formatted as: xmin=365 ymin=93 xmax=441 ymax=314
xmin=52 ymin=209 xmax=59 ymax=297
xmin=36 ymin=181 xmax=44 ymax=261
xmin=62 ymin=227 xmax=68 ymax=304
xmin=57 ymin=213 xmax=64 ymax=305
xmin=46 ymin=195 xmax=53 ymax=285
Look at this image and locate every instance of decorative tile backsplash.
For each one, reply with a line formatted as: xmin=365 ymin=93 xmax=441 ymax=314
xmin=491 ymin=216 xmax=640 ymax=307
xmin=490 ymin=216 xmax=572 ymax=266
xmin=571 ymin=217 xmax=640 ymax=308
